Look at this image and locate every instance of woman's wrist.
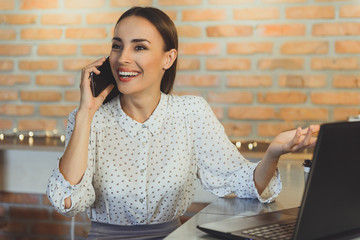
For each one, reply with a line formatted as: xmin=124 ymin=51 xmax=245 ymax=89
xmin=264 ymin=144 xmax=284 ymax=162
xmin=76 ymin=107 xmax=95 ymax=125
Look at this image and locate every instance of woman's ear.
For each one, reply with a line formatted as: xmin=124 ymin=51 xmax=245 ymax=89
xmin=163 ymin=49 xmax=177 ymax=70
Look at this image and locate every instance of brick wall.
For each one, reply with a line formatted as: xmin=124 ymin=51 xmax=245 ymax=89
xmin=1 ymin=0 xmax=360 ymax=141
xmin=0 ymin=191 xmax=207 ymax=239
xmin=0 ymin=191 xmax=90 ymax=240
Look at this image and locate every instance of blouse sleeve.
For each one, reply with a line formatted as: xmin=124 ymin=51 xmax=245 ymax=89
xmin=46 ymin=109 xmax=96 ymax=217
xmin=193 ymin=97 xmax=282 ymax=203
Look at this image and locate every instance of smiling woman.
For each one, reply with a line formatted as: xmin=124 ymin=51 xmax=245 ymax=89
xmin=110 ymin=11 xmax=177 ymax=123
xmin=109 ymin=15 xmax=177 ymax=102
xmin=46 ymin=6 xmax=318 ymax=240
xmin=112 ymin=7 xmax=178 ymax=96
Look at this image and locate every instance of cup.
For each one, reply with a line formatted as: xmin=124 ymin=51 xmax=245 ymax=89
xmin=303 ymin=159 xmax=312 ymax=184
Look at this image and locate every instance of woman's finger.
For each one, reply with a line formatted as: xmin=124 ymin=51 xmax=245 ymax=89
xmin=305 ymin=125 xmax=320 ymax=148
xmin=85 ymin=57 xmax=106 ymax=72
xmin=285 ymin=127 xmax=302 ymax=151
xmin=89 ymin=57 xmax=107 ymax=74
xmin=95 ymin=84 xmax=115 ymax=105
xmin=302 ymin=126 xmax=314 ymax=146
xmin=292 ymin=125 xmax=321 ymax=151
xmin=87 ymin=56 xmax=106 ymax=69
xmin=81 ymin=57 xmax=106 ymax=77
xmin=80 ymin=57 xmax=107 ymax=88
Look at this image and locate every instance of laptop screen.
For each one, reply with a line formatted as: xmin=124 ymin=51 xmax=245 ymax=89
xmin=294 ymin=121 xmax=360 ymax=239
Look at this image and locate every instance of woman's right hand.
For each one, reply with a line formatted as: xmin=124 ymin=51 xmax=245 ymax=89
xmin=79 ymin=57 xmax=115 ymax=116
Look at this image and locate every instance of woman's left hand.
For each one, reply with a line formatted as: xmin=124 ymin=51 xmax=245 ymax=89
xmin=267 ymin=125 xmax=320 ymax=159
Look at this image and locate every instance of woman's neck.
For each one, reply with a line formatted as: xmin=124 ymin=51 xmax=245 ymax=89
xmin=120 ymin=92 xmax=161 ymax=123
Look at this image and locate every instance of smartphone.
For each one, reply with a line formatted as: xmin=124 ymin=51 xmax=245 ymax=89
xmin=90 ymin=57 xmax=120 ymax=103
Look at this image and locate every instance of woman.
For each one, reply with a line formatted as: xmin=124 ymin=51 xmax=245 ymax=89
xmin=47 ymin=6 xmax=319 ymax=239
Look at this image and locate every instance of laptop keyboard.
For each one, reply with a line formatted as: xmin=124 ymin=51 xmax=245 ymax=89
xmin=241 ymin=222 xmax=296 ymax=240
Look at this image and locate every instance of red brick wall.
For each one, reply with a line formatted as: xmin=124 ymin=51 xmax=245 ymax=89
xmin=0 ymin=191 xmax=89 ymax=240
xmin=1 ymin=0 xmax=360 ymax=140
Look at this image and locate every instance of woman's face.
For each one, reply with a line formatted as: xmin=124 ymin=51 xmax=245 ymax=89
xmin=109 ymin=16 xmax=175 ymax=97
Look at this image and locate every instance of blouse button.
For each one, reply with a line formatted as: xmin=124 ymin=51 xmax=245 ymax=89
xmin=139 ymin=198 xmax=144 ymax=203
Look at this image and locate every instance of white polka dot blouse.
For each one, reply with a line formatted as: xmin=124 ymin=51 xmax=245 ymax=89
xmin=47 ymin=93 xmax=281 ymax=225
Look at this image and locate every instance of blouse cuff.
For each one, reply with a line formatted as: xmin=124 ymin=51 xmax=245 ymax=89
xmin=253 ymin=167 xmax=282 ymax=204
xmin=53 ymin=161 xmax=87 ymax=213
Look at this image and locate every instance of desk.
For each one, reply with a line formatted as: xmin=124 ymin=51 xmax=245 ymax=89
xmin=165 ymin=158 xmax=360 ymax=240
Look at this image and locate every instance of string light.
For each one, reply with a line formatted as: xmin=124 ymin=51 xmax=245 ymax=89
xmin=235 ymin=141 xmax=241 ymax=149
xmin=0 ymin=128 xmax=67 ymax=147
xmin=29 ymin=136 xmax=34 ymax=146
xmin=18 ymin=134 xmax=24 ymax=141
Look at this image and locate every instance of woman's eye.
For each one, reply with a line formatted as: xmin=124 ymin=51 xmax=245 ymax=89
xmin=112 ymin=44 xmax=122 ymax=50
xmin=135 ymin=45 xmax=146 ymax=51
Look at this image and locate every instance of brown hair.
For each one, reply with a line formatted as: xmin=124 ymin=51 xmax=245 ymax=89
xmin=115 ymin=7 xmax=178 ymax=94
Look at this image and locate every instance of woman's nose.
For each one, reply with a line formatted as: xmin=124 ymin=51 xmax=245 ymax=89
xmin=118 ymin=47 xmax=132 ymax=64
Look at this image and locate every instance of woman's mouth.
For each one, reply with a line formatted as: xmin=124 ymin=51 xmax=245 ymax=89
xmin=118 ymin=71 xmax=140 ymax=82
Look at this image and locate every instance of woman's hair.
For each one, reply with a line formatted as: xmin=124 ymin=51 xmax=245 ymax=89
xmin=115 ymin=7 xmax=178 ymax=94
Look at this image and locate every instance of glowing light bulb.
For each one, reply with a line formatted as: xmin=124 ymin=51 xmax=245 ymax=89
xmin=235 ymin=141 xmax=241 ymax=149
xmin=0 ymin=134 xmax=4 ymax=140
xmin=248 ymin=143 xmax=253 ymax=150
xmin=45 ymin=131 xmax=51 ymax=137
xmin=60 ymin=135 xmax=65 ymax=142
xmin=29 ymin=131 xmax=34 ymax=137
xmin=29 ymin=137 xmax=34 ymax=146
xmin=19 ymin=134 xmax=24 ymax=141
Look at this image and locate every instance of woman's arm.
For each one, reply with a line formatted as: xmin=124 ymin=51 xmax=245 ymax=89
xmin=60 ymin=109 xmax=95 ymax=186
xmin=254 ymin=125 xmax=320 ymax=194
xmin=46 ymin=109 xmax=96 ymax=216
xmin=58 ymin=57 xmax=114 ymax=209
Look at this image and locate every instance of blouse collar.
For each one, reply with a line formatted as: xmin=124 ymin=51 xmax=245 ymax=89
xmin=115 ymin=92 xmax=168 ymax=138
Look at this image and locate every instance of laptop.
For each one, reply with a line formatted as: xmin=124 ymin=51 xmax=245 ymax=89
xmin=197 ymin=121 xmax=360 ymax=240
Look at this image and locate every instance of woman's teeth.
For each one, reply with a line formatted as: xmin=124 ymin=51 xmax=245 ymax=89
xmin=119 ymin=71 xmax=138 ymax=78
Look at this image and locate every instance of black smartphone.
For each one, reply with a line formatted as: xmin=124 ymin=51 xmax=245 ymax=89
xmin=90 ymin=57 xmax=120 ymax=104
